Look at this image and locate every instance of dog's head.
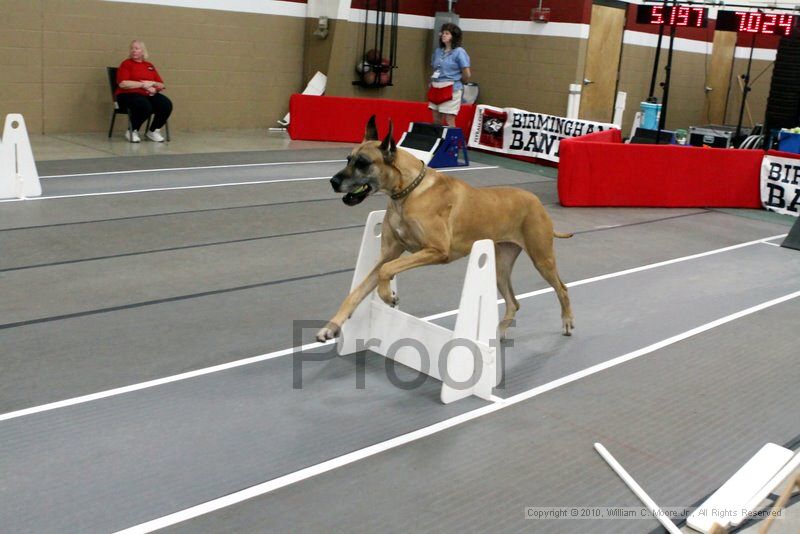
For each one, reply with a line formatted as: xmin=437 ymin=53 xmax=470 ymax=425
xmin=330 ymin=115 xmax=396 ymax=206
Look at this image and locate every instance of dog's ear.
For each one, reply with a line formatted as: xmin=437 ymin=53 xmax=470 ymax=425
xmin=363 ymin=115 xmax=379 ymax=142
xmin=379 ymin=121 xmax=396 ymax=163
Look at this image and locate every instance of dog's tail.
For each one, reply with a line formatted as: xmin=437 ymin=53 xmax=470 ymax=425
xmin=554 ymin=231 xmax=574 ymax=239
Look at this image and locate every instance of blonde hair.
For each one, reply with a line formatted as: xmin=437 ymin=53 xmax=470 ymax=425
xmin=129 ymin=40 xmax=149 ymax=60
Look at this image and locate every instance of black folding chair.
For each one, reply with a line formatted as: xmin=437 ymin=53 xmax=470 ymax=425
xmin=106 ymin=66 xmax=170 ymax=141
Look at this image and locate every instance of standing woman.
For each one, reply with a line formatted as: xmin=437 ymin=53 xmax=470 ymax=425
xmin=428 ymin=23 xmax=471 ymax=127
xmin=115 ymin=40 xmax=172 ymax=143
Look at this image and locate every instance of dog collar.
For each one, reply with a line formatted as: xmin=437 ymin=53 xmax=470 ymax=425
xmin=390 ymin=161 xmax=427 ymax=200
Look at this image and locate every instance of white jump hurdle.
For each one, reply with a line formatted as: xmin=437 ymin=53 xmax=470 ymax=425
xmin=687 ymin=443 xmax=800 ymax=532
xmin=337 ymin=210 xmax=500 ymax=404
xmin=0 ymin=114 xmax=41 ymax=199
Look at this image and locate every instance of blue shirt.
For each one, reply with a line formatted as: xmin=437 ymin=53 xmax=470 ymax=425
xmin=431 ymin=47 xmax=470 ymax=91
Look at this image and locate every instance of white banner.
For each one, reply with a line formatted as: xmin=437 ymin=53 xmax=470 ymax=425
xmin=468 ymin=105 xmax=617 ymax=162
xmin=761 ymin=155 xmax=800 ymax=216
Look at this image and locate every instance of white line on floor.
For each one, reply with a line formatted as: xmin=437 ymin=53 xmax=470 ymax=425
xmin=0 ymin=232 xmax=785 ymax=423
xmin=0 ymin=176 xmax=333 ymax=202
xmin=115 ymin=287 xmax=800 ymax=534
xmin=0 ymin=166 xmax=499 ymax=202
xmin=424 ymin=233 xmax=788 ymax=321
xmin=40 ymin=159 xmax=348 ymax=178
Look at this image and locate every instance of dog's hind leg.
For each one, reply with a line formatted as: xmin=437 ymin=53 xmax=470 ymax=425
xmin=495 ymin=242 xmax=522 ymax=339
xmin=523 ymin=228 xmax=574 ymax=336
xmin=533 ymin=255 xmax=573 ymax=336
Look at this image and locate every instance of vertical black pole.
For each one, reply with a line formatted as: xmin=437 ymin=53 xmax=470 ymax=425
xmin=657 ymin=4 xmax=678 ymax=143
xmin=390 ymin=0 xmax=398 ymax=84
xmin=735 ymin=33 xmax=756 ymax=138
xmin=372 ymin=0 xmax=379 ymax=66
xmin=647 ymin=1 xmax=668 ymax=100
xmin=361 ymin=0 xmax=369 ymax=66
xmin=379 ymin=0 xmax=387 ymax=84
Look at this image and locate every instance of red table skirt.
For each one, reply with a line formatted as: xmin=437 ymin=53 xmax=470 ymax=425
xmin=288 ymin=94 xmax=476 ymax=143
xmin=558 ymin=129 xmax=762 ymax=208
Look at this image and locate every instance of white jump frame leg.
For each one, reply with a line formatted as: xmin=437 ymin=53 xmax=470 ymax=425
xmin=0 ymin=113 xmax=41 ymax=199
xmin=338 ymin=210 xmax=500 ymax=404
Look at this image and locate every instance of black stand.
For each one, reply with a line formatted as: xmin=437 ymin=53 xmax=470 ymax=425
xmin=647 ymin=1 xmax=667 ymax=101
xmin=656 ymin=4 xmax=678 ymax=144
xmin=352 ymin=0 xmax=398 ymax=88
xmin=735 ymin=34 xmax=757 ymax=139
xmin=782 ymin=216 xmax=800 ymax=251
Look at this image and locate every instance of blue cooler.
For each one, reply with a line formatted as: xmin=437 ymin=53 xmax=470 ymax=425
xmin=778 ymin=130 xmax=800 ymax=153
xmin=640 ymin=102 xmax=662 ymax=130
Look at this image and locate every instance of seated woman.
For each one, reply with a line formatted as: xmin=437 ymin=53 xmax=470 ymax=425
xmin=115 ymin=40 xmax=172 ymax=143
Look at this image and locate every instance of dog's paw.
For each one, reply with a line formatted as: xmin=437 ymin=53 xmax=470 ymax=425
xmin=378 ymin=285 xmax=399 ymax=308
xmin=316 ymin=322 xmax=341 ymax=342
xmin=498 ymin=318 xmax=515 ymax=341
xmin=562 ymin=317 xmax=575 ymax=337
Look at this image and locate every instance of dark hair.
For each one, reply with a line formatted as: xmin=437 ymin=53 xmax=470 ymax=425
xmin=439 ymin=23 xmax=463 ymax=49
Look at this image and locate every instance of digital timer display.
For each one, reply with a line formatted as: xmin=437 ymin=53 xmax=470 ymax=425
xmin=636 ymin=5 xmax=708 ymax=28
xmin=716 ymin=10 xmax=797 ymax=36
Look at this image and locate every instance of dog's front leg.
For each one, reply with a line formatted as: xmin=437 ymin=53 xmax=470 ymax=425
xmin=377 ymin=248 xmax=449 ymax=306
xmin=316 ymin=241 xmax=404 ymax=342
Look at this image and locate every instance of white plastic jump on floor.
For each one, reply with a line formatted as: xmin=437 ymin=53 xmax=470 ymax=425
xmin=338 ymin=210 xmax=500 ymax=404
xmin=687 ymin=443 xmax=800 ymax=532
xmin=594 ymin=443 xmax=682 ymax=534
xmin=0 ymin=113 xmax=41 ymax=199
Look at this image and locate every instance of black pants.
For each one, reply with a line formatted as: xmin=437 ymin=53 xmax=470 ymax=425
xmin=116 ymin=93 xmax=173 ymax=131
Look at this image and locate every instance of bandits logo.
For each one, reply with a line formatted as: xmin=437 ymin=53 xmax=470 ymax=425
xmin=478 ymin=108 xmax=507 ymax=149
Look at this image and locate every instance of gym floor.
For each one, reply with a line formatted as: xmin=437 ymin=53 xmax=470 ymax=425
xmin=1 ymin=130 xmax=799 ymax=533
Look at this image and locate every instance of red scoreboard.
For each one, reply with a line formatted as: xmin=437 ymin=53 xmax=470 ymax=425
xmin=636 ymin=5 xmax=708 ymax=27
xmin=715 ymin=10 xmax=797 ymax=36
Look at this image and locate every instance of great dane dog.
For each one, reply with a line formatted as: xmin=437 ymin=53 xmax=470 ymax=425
xmin=316 ymin=116 xmax=573 ymax=343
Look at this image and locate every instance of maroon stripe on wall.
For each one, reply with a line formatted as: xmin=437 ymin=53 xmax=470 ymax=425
xmin=349 ymin=0 xmax=590 ymax=23
xmin=346 ymin=1 xmax=780 ymax=50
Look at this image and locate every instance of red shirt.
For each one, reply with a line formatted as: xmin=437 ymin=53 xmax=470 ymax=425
xmin=115 ymin=58 xmax=164 ymax=96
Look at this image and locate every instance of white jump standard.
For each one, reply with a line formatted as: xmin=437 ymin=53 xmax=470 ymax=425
xmin=0 ymin=113 xmax=41 ymax=200
xmin=335 ymin=210 xmax=500 ymax=404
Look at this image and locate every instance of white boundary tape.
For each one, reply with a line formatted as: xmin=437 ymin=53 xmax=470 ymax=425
xmin=40 ymin=159 xmax=349 ymax=179
xmin=0 ymin=165 xmax=498 ymax=202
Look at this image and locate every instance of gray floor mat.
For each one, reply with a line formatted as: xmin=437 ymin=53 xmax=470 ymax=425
xmin=3 ymin=151 xmax=799 ymax=533
xmin=168 ymin=298 xmax=800 ymax=534
xmin=2 ymin=244 xmax=799 ymax=533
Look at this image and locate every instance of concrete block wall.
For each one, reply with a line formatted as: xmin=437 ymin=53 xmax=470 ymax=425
xmin=0 ymin=0 xmax=306 ymax=134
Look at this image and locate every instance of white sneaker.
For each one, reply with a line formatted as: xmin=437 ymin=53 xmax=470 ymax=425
xmin=125 ymin=130 xmax=141 ymax=143
xmin=146 ymin=129 xmax=165 ymax=142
